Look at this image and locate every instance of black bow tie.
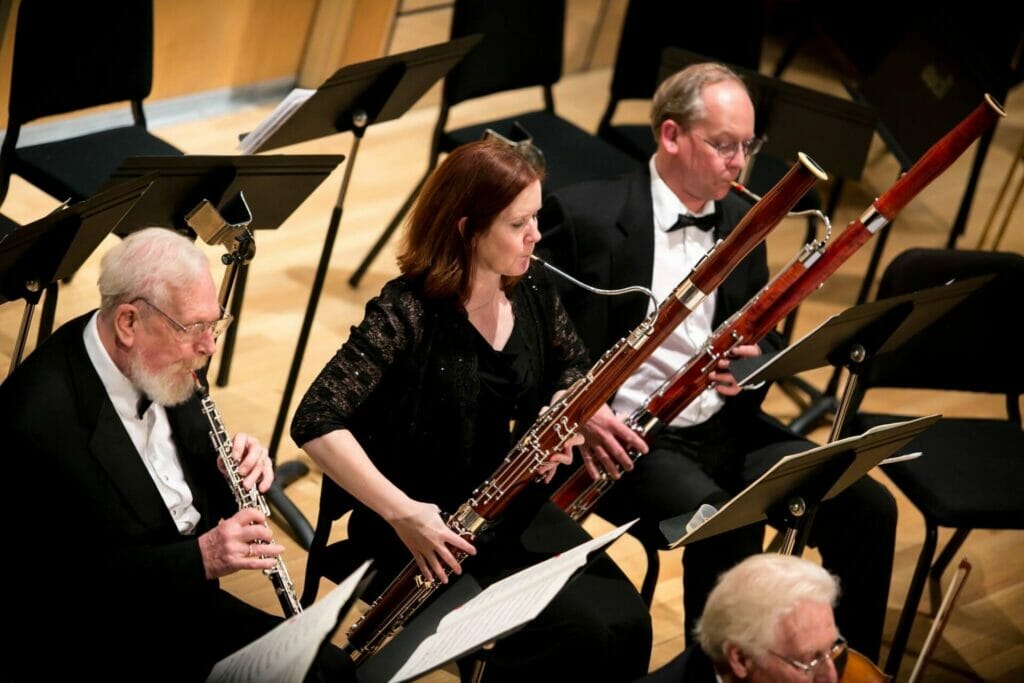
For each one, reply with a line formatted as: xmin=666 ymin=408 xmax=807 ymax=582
xmin=136 ymin=394 xmax=152 ymax=420
xmin=667 ymin=211 xmax=717 ymax=233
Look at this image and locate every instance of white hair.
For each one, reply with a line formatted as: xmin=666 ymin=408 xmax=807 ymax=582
xmin=98 ymin=228 xmax=210 ymax=310
xmin=695 ymin=554 xmax=840 ymax=664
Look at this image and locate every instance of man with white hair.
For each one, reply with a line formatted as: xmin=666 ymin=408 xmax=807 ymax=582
xmin=2 ymin=228 xmax=349 ymax=681
xmin=640 ymin=554 xmax=848 ymax=682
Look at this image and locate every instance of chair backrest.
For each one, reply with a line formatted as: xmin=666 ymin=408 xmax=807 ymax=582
xmin=608 ymin=0 xmax=763 ymax=104
xmin=860 ymin=248 xmax=1024 ymax=399
xmin=443 ymin=0 xmax=565 ymax=108
xmin=8 ymin=0 xmax=154 ymax=127
xmin=857 ymin=30 xmax=1012 ymax=170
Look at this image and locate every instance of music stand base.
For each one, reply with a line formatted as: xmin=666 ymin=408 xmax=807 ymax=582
xmin=789 ymin=393 xmax=838 ymax=435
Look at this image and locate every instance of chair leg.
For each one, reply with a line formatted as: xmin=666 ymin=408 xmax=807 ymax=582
xmin=927 ymin=528 xmax=971 ymax=614
xmin=348 ymin=169 xmax=430 ymax=288
xmin=301 ymin=557 xmax=321 ymax=608
xmin=36 ymin=283 xmax=59 ymax=345
xmin=640 ymin=540 xmax=661 ymax=607
xmin=884 ymin=522 xmax=939 ymax=678
xmin=931 ymin=528 xmax=970 ymax=581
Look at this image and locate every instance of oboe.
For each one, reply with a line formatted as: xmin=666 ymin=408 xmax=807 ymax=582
xmin=192 ymin=373 xmax=303 ymax=618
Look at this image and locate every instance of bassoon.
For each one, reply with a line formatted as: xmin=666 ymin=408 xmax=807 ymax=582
xmin=553 ymin=94 xmax=1006 ymax=521
xmin=344 ymin=153 xmax=827 ymax=662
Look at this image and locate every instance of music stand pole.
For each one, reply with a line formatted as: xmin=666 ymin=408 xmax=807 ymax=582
xmin=778 ymin=342 xmax=870 ymax=556
xmin=266 ymin=113 xmax=368 ymax=541
xmin=184 ymin=194 xmax=256 ymax=368
xmin=9 ymin=281 xmax=41 ymax=374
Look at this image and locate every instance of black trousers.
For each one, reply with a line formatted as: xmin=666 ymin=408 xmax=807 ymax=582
xmin=15 ymin=584 xmax=355 ymax=683
xmin=600 ymin=407 xmax=897 ymax=662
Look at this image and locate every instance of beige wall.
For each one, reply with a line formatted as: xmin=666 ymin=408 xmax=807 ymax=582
xmin=0 ymin=0 xmax=625 ymax=129
xmin=151 ymin=0 xmax=319 ymax=99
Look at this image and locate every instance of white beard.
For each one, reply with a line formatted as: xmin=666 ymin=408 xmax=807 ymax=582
xmin=129 ymin=353 xmax=201 ymax=407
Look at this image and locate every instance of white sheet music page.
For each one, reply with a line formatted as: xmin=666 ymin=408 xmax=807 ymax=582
xmin=238 ymin=87 xmax=315 ymax=155
xmin=388 ymin=521 xmax=636 ymax=683
xmin=207 ymin=560 xmax=371 ymax=683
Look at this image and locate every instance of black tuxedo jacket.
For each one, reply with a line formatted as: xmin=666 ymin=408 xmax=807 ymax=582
xmin=1 ymin=312 xmax=252 ymax=677
xmin=538 ymin=167 xmax=781 ymax=413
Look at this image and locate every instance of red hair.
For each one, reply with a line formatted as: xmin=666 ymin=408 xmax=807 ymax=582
xmin=397 ymin=139 xmax=544 ymax=305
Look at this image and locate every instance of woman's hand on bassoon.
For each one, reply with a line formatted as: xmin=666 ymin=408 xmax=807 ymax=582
xmin=389 ymin=499 xmax=477 ymax=584
xmin=710 ymin=343 xmax=761 ymax=397
xmin=578 ymin=404 xmax=648 ymax=481
xmin=536 ymin=391 xmax=586 ymax=483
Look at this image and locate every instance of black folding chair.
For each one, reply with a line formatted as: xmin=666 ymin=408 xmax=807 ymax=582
xmin=0 ymin=0 xmax=183 ymax=345
xmin=841 ymin=248 xmax=1024 ymax=678
xmin=0 ymin=0 xmax=182 ymax=210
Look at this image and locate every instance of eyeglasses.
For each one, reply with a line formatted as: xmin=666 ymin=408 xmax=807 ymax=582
xmin=699 ymin=135 xmax=764 ymax=160
xmin=482 ymin=123 xmax=546 ymax=171
xmin=133 ymin=297 xmax=233 ymax=342
xmin=768 ymin=636 xmax=848 ymax=677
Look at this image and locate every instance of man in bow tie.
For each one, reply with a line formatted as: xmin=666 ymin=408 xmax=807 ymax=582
xmin=539 ymin=63 xmax=896 ymax=662
xmin=1 ymin=228 xmax=351 ymax=681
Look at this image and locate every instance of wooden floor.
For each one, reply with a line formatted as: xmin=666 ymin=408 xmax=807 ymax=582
xmin=1 ymin=38 xmax=1021 ymax=682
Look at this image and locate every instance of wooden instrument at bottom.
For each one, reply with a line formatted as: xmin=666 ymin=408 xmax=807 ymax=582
xmin=841 ymin=650 xmax=892 ymax=683
xmin=906 ymin=558 xmax=972 ymax=683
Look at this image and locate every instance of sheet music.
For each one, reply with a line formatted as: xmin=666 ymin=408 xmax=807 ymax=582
xmin=207 ymin=560 xmax=371 ymax=683
xmin=387 ymin=522 xmax=636 ymax=683
xmin=239 ymin=88 xmax=315 ymax=155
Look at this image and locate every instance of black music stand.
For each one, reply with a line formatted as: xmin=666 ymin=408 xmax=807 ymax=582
xmin=1 ymin=175 xmax=154 ymax=373
xmin=251 ymin=38 xmax=480 ymax=498
xmin=731 ymin=274 xmax=990 ymax=446
xmin=662 ymin=416 xmax=940 ymax=554
xmin=785 ymin=30 xmax=1016 ymax=434
xmin=102 ymin=154 xmax=345 ymax=548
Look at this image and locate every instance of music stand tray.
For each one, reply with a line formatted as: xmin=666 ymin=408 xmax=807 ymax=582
xmin=102 ymin=154 xmax=345 ymax=234
xmin=730 ymin=274 xmax=991 ymax=389
xmin=243 ymin=35 xmax=481 ymax=153
xmin=662 ymin=416 xmax=940 ymax=548
xmin=1 ymin=175 xmax=155 ymax=370
xmin=1 ymin=175 xmax=154 ymax=305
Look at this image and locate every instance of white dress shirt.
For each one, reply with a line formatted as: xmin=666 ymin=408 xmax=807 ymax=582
xmin=610 ymin=157 xmax=726 ymax=427
xmin=83 ymin=312 xmax=201 ymax=533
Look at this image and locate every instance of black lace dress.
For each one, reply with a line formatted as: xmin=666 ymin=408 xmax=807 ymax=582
xmin=292 ymin=264 xmax=652 ymax=681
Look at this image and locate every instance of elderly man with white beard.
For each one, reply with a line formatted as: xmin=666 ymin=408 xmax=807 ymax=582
xmin=2 ymin=228 xmax=351 ymax=681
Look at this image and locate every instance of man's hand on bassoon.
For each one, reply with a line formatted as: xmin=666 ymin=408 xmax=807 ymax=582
xmin=578 ymin=404 xmax=647 ymax=480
